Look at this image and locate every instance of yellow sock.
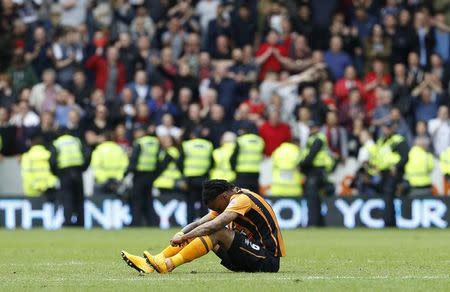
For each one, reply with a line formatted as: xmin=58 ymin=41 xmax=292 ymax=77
xmin=169 ymin=236 xmax=213 ymax=268
xmin=157 ymin=245 xmax=183 ymax=258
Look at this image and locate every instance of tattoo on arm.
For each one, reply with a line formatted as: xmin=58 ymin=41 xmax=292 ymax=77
xmin=183 ymin=211 xmax=238 ymax=240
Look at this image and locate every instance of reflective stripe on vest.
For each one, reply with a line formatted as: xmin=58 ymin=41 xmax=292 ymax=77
xmin=271 ymin=142 xmax=303 ymax=196
xmin=53 ymin=135 xmax=84 ymax=169
xmin=210 ymin=142 xmax=236 ymax=182
xmin=91 ymin=141 xmax=129 ymax=184
xmin=136 ymin=136 xmax=159 ymax=172
xmin=182 ymin=138 xmax=213 ymax=177
xmin=154 ymin=147 xmax=182 ymax=189
xmin=440 ymin=148 xmax=450 ymax=175
xmin=236 ymin=134 xmax=264 ymax=173
xmin=21 ymin=145 xmax=57 ymax=196
xmin=405 ymin=146 xmax=434 ymax=187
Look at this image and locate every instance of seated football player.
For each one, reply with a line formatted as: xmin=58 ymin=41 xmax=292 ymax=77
xmin=121 ymin=179 xmax=285 ymax=273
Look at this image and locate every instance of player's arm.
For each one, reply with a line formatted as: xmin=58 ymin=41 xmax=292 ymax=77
xmin=180 ymin=212 xmax=215 ymax=234
xmin=178 ymin=211 xmax=238 ymax=242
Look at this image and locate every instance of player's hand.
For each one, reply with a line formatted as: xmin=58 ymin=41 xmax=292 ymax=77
xmin=170 ymin=231 xmax=187 ymax=247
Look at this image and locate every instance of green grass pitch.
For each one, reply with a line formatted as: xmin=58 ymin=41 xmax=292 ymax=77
xmin=1 ymin=229 xmax=450 ymax=291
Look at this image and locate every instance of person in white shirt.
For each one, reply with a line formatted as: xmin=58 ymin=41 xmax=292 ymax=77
xmin=29 ymin=69 xmax=62 ymax=113
xmin=156 ymin=113 xmax=182 ymax=141
xmin=195 ymin=0 xmax=220 ymax=33
xmin=428 ymin=105 xmax=450 ymax=156
xmin=9 ymin=100 xmax=40 ymax=127
xmin=357 ymin=129 xmax=375 ymax=164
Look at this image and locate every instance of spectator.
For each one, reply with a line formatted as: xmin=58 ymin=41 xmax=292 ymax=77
xmin=351 ymin=7 xmax=377 ymax=41
xmin=322 ymin=110 xmax=348 ymax=162
xmin=433 ymin=12 xmax=450 ymax=64
xmin=293 ymin=107 xmax=311 ymax=150
xmin=413 ymin=10 xmax=435 ymax=68
xmin=339 ymin=88 xmax=366 ymax=130
xmin=406 ymin=51 xmax=425 ymax=88
xmin=391 ymin=63 xmax=413 ymax=120
xmin=428 ymin=105 xmax=450 ymax=156
xmin=130 ymin=6 xmax=155 ymax=41
xmin=415 ymin=120 xmax=431 ymax=150
xmin=127 ymin=70 xmax=150 ymax=102
xmin=390 ymin=107 xmax=413 ymax=146
xmin=59 ymin=0 xmax=88 ymax=28
xmin=9 ymin=99 xmax=40 ymax=127
xmin=363 ymin=59 xmax=392 ymax=114
xmin=67 ymin=69 xmax=92 ymax=109
xmin=324 ymin=35 xmax=352 ymax=80
xmin=231 ymin=4 xmax=255 ymax=48
xmin=52 ymin=28 xmax=83 ymax=87
xmin=363 ymin=24 xmax=392 ymax=73
xmin=85 ymin=104 xmax=111 ymax=147
xmin=162 ymin=17 xmax=185 ymax=60
xmin=204 ymin=104 xmax=229 ymax=147
xmin=195 ymin=0 xmax=220 ymax=35
xmin=391 ymin=9 xmax=416 ymax=64
xmin=255 ymin=30 xmax=288 ymax=81
xmin=242 ymin=87 xmax=266 ymax=120
xmin=334 ymin=65 xmax=364 ymax=106
xmin=7 ymin=50 xmax=38 ymax=95
xmin=209 ymin=62 xmax=237 ymax=119
xmin=156 ymin=113 xmax=182 ymax=142
xmin=294 ymin=86 xmax=328 ymax=126
xmin=259 ymin=109 xmax=291 ymax=156
xmin=206 ymin=4 xmax=231 ymax=56
xmin=85 ymin=46 xmax=126 ymax=102
xmin=24 ymin=26 xmax=52 ymax=78
xmin=29 ymin=69 xmax=62 ymax=113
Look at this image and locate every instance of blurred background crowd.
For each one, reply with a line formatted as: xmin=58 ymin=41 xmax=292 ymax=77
xmin=0 ymin=0 xmax=450 ymax=201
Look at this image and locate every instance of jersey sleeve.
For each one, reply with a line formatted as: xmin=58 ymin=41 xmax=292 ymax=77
xmin=209 ymin=210 xmax=219 ymax=218
xmin=224 ymin=194 xmax=252 ymax=216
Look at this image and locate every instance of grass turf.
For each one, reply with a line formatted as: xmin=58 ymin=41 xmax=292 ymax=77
xmin=0 ymin=229 xmax=449 ymax=291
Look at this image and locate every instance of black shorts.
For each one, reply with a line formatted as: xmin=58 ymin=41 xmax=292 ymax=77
xmin=215 ymin=232 xmax=280 ymax=273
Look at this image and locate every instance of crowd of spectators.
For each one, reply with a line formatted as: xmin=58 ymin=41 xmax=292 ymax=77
xmin=0 ymin=0 xmax=449 ymax=173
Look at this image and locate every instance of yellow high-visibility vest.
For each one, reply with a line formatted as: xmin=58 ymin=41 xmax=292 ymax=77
xmin=135 ymin=136 xmax=160 ymax=172
xmin=440 ymin=147 xmax=450 ymax=175
xmin=91 ymin=141 xmax=129 ymax=184
xmin=405 ymin=146 xmax=434 ymax=187
xmin=154 ymin=146 xmax=182 ymax=189
xmin=182 ymin=138 xmax=213 ymax=177
xmin=236 ymin=133 xmax=264 ymax=173
xmin=53 ymin=135 xmax=84 ymax=169
xmin=271 ymin=142 xmax=303 ymax=196
xmin=210 ymin=142 xmax=236 ymax=182
xmin=21 ymin=145 xmax=58 ymax=196
xmin=303 ymin=132 xmax=334 ymax=171
xmin=375 ymin=134 xmax=404 ymax=171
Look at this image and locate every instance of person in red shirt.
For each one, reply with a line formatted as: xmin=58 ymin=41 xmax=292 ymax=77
xmin=242 ymin=87 xmax=266 ymax=119
xmin=259 ymin=109 xmax=292 ymax=156
xmin=85 ymin=46 xmax=126 ymax=100
xmin=363 ymin=58 xmax=391 ymax=115
xmin=255 ymin=30 xmax=288 ymax=81
xmin=334 ymin=65 xmax=364 ymax=106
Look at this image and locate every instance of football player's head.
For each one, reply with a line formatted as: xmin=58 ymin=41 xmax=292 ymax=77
xmin=202 ymin=179 xmax=236 ymax=212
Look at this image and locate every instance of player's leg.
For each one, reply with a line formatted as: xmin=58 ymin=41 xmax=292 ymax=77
xmin=144 ymin=229 xmax=235 ymax=273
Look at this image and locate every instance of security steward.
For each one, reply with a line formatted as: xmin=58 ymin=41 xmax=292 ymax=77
xmin=300 ymin=120 xmax=334 ymax=227
xmin=210 ymin=132 xmax=236 ymax=183
xmin=91 ymin=131 xmax=129 ymax=194
xmin=153 ymin=135 xmax=184 ymax=195
xmin=439 ymin=146 xmax=450 ymax=195
xmin=178 ymin=130 xmax=213 ymax=223
xmin=404 ymin=137 xmax=434 ymax=196
xmin=271 ymin=139 xmax=303 ymax=196
xmin=375 ymin=120 xmax=409 ymax=227
xmin=230 ymin=128 xmax=265 ymax=193
xmin=50 ymin=130 xmax=89 ymax=226
xmin=21 ymin=135 xmax=58 ymax=198
xmin=126 ymin=126 xmax=168 ymax=226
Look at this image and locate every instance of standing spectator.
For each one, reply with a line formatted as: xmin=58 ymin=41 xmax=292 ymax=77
xmin=228 ymin=48 xmax=257 ymax=101
xmin=259 ymin=109 xmax=291 ymax=156
xmin=351 ymin=6 xmax=377 ymax=41
xmin=293 ymin=106 xmax=311 ymax=150
xmin=364 ymin=59 xmax=392 ymax=115
xmin=156 ymin=113 xmax=182 ymax=142
xmin=9 ymin=99 xmax=40 ymax=127
xmin=29 ymin=69 xmax=62 ymax=113
xmin=130 ymin=6 xmax=155 ymax=41
xmin=67 ymin=69 xmax=92 ymax=109
xmin=392 ymin=9 xmax=416 ymax=64
xmin=322 ymin=111 xmax=348 ymax=163
xmin=363 ymin=24 xmax=392 ymax=73
xmin=231 ymin=4 xmax=255 ymax=48
xmin=206 ymin=4 xmax=231 ymax=55
xmin=412 ymin=77 xmax=443 ymax=123
xmin=413 ymin=10 xmax=435 ymax=68
xmin=255 ymin=30 xmax=288 ymax=81
xmin=25 ymin=26 xmax=52 ymax=78
xmin=162 ymin=17 xmax=185 ymax=60
xmin=334 ymin=65 xmax=364 ymax=106
xmin=204 ymin=104 xmax=229 ymax=147
xmin=59 ymin=0 xmax=88 ymax=28
xmin=85 ymin=46 xmax=126 ymax=102
xmin=433 ymin=12 xmax=450 ymax=64
xmin=390 ymin=107 xmax=413 ymax=146
xmin=195 ymin=0 xmax=220 ymax=36
xmin=209 ymin=62 xmax=237 ymax=119
xmin=127 ymin=70 xmax=150 ymax=102
xmin=52 ymin=28 xmax=83 ymax=87
xmin=339 ymin=89 xmax=366 ymax=130
xmin=7 ymin=51 xmax=38 ymax=95
xmin=324 ymin=35 xmax=352 ymax=80
xmin=391 ymin=63 xmax=413 ymax=121
xmin=406 ymin=51 xmax=425 ymax=88
xmin=428 ymin=105 xmax=450 ymax=156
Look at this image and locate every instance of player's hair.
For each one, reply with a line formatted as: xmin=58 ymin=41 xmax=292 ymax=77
xmin=202 ymin=179 xmax=235 ymax=205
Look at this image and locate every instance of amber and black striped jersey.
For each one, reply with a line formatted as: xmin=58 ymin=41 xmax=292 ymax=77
xmin=211 ymin=188 xmax=286 ymax=257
